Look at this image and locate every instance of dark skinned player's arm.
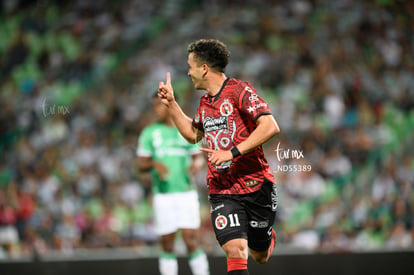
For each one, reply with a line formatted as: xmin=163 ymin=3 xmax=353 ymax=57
xmin=137 ymin=156 xmax=152 ymax=172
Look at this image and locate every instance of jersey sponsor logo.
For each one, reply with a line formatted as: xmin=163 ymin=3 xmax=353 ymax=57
xmin=245 ymin=86 xmax=254 ymax=93
xmin=210 ymin=203 xmax=224 ymax=213
xmin=247 ymin=103 xmax=268 ymax=113
xmin=246 ymin=180 xmax=259 ymax=187
xmin=215 ymin=215 xmax=228 ymax=230
xmin=152 ymin=129 xmax=163 ymax=146
xmin=267 ymin=226 xmax=273 ymax=236
xmin=205 ymin=120 xmax=236 ymax=150
xmin=156 ymin=148 xmax=190 ymax=157
xmin=248 ymin=93 xmax=259 ymax=102
xmin=220 ymin=99 xmax=233 ymax=116
xmin=271 ymin=191 xmax=278 ymax=211
xmin=204 ymin=116 xmax=228 ymax=132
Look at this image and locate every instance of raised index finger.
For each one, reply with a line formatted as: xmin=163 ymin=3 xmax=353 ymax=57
xmin=166 ymin=72 xmax=171 ymax=86
xmin=200 ymin=148 xmax=214 ymax=153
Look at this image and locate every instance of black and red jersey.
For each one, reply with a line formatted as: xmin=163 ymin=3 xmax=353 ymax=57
xmin=192 ymin=78 xmax=276 ymax=195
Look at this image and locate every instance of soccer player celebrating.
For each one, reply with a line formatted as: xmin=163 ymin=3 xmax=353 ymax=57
xmin=158 ymin=39 xmax=280 ymax=275
xmin=137 ymin=93 xmax=210 ymax=275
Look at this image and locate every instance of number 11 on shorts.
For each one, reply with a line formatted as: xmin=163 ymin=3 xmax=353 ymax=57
xmin=229 ymin=213 xmax=240 ymax=227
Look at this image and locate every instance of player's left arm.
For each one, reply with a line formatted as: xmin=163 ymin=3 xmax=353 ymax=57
xmin=201 ymin=114 xmax=280 ymax=165
xmin=236 ymin=114 xmax=280 ymax=155
xmin=189 ymin=153 xmax=205 ymax=177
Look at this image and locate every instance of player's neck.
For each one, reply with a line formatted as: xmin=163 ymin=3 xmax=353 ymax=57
xmin=162 ymin=117 xmax=174 ymax=127
xmin=206 ymin=73 xmax=227 ymax=97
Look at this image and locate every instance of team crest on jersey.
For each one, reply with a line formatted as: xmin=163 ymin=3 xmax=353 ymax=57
xmin=220 ymin=99 xmax=233 ymax=116
xmin=215 ymin=215 xmax=228 ymax=230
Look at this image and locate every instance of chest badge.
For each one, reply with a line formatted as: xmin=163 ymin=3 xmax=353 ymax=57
xmin=220 ymin=99 xmax=233 ymax=116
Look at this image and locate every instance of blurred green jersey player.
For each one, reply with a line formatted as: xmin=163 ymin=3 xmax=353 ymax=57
xmin=137 ymin=93 xmax=210 ymax=275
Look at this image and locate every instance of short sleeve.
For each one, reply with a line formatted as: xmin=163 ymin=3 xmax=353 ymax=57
xmin=238 ymin=83 xmax=272 ymax=121
xmin=136 ymin=128 xmax=153 ymax=157
xmin=192 ymin=99 xmax=204 ymax=132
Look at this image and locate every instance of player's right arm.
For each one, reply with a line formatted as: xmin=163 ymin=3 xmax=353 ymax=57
xmin=138 ymin=156 xmax=169 ymax=181
xmin=137 ymin=129 xmax=169 ymax=180
xmin=158 ymin=72 xmax=203 ymax=144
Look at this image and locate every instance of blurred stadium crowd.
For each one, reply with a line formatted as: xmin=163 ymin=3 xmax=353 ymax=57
xmin=1 ymin=0 xmax=413 ymax=259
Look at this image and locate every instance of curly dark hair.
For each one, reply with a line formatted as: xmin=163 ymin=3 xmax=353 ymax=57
xmin=187 ymin=39 xmax=230 ymax=73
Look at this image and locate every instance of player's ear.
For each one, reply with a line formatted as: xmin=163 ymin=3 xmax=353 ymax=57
xmin=202 ymin=64 xmax=208 ymax=77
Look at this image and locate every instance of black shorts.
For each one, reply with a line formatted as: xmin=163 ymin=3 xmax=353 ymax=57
xmin=209 ymin=179 xmax=278 ymax=252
